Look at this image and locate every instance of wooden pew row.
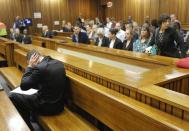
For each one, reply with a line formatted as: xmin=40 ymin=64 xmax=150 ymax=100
xmin=53 ymin=36 xmax=73 ymax=43
xmin=0 ymin=37 xmax=14 ymax=66
xmin=56 ymin=32 xmax=73 ymax=37
xmin=32 ymin=36 xmax=178 ymax=67
xmin=182 ymin=24 xmax=189 ymax=31
xmin=13 ymin=43 xmax=189 ymax=122
xmin=0 ymin=91 xmax=30 ymax=131
xmin=33 ymin=34 xmax=95 ymax=47
xmin=0 ymin=57 xmax=98 ymax=130
xmin=1 ymin=45 xmax=189 ymax=130
xmin=30 ymin=37 xmax=189 ymax=96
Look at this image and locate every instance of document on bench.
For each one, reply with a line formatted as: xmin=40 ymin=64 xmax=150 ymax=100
xmin=10 ymin=87 xmax=38 ymax=95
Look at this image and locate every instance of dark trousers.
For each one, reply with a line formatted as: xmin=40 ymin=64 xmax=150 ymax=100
xmin=9 ymin=93 xmax=40 ymax=130
xmin=9 ymin=93 xmax=64 ymax=131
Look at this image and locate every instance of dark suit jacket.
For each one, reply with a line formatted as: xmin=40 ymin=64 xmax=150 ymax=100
xmin=9 ymin=33 xmax=15 ymax=40
xmin=63 ymin=27 xmax=73 ymax=32
xmin=150 ymin=27 xmax=182 ymax=58
xmin=122 ymin=39 xmax=134 ymax=51
xmin=20 ymin=56 xmax=66 ymax=114
xmin=15 ymin=34 xmax=23 ymax=43
xmin=72 ymin=32 xmax=89 ymax=44
xmin=108 ymin=38 xmax=123 ymax=49
xmin=22 ymin=35 xmax=32 ymax=44
xmin=95 ymin=36 xmax=110 ymax=47
xmin=42 ymin=31 xmax=53 ymax=38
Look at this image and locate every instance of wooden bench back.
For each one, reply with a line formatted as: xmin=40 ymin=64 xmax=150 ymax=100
xmin=0 ymin=38 xmax=15 ymax=66
xmin=56 ymin=32 xmax=73 ymax=37
xmin=32 ymin=39 xmax=43 ymax=47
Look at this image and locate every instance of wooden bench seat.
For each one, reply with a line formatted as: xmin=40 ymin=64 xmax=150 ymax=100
xmin=39 ymin=107 xmax=98 ymax=131
xmin=0 ymin=67 xmax=98 ymax=131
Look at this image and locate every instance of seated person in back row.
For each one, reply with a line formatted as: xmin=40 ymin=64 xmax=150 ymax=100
xmin=133 ymin=26 xmax=152 ymax=53
xmin=108 ymin=28 xmax=123 ymax=49
xmin=14 ymin=28 xmax=23 ymax=43
xmin=95 ymin=28 xmax=109 ymax=47
xmin=122 ymin=28 xmax=135 ymax=51
xmin=42 ymin=25 xmax=53 ymax=38
xmin=9 ymin=50 xmax=66 ymax=130
xmin=72 ymin=25 xmax=90 ymax=44
xmin=9 ymin=28 xmax=15 ymax=40
xmin=22 ymin=29 xmax=32 ymax=44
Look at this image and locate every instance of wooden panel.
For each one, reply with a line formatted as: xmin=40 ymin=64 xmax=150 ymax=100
xmin=0 ymin=91 xmax=30 ymax=131
xmin=0 ymin=0 xmax=99 ymax=33
xmin=102 ymin=0 xmax=189 ymax=25
xmin=31 ymin=0 xmax=99 ymax=32
xmin=0 ymin=0 xmax=33 ymax=30
xmin=69 ymin=73 xmax=189 ymax=130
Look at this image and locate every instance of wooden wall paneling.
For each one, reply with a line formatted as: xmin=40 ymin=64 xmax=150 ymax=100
xmin=102 ymin=0 xmax=189 ymax=25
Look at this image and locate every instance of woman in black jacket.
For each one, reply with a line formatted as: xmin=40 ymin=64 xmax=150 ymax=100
xmin=150 ymin=14 xmax=184 ymax=58
xmin=122 ymin=28 xmax=134 ymax=51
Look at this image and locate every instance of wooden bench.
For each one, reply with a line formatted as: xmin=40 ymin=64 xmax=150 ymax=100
xmin=0 ymin=91 xmax=30 ymax=131
xmin=32 ymin=39 xmax=44 ymax=47
xmin=0 ymin=41 xmax=7 ymax=67
xmin=0 ymin=37 xmax=15 ymax=66
xmin=2 ymin=66 xmax=189 ymax=131
xmin=1 ymin=45 xmax=189 ymax=130
xmin=0 ymin=55 xmax=6 ymax=67
xmin=0 ymin=67 xmax=98 ymax=131
xmin=56 ymin=32 xmax=73 ymax=37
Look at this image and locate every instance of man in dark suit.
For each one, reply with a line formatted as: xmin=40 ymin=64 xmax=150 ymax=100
xmin=15 ymin=28 xmax=23 ymax=43
xmin=9 ymin=28 xmax=15 ymax=40
xmin=9 ymin=50 xmax=66 ymax=130
xmin=42 ymin=25 xmax=52 ymax=38
xmin=72 ymin=25 xmax=89 ymax=44
xmin=95 ymin=28 xmax=109 ymax=47
xmin=108 ymin=28 xmax=123 ymax=49
xmin=22 ymin=29 xmax=32 ymax=44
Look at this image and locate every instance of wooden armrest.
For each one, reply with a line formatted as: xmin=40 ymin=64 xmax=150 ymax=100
xmin=0 ymin=67 xmax=22 ymax=90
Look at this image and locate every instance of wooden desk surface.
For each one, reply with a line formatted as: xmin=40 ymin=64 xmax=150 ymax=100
xmin=32 ymin=36 xmax=179 ymax=66
xmin=0 ymin=91 xmax=30 ymax=131
xmin=14 ymin=44 xmax=189 ymax=89
xmin=56 ymin=42 xmax=179 ymax=66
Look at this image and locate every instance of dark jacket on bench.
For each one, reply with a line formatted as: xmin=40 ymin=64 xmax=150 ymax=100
xmin=20 ymin=56 xmax=66 ymax=114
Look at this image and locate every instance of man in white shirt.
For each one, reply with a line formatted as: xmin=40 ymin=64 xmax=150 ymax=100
xmin=115 ymin=22 xmax=125 ymax=42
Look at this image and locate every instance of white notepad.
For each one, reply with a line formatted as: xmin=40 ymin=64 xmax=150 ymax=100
xmin=10 ymin=87 xmax=38 ymax=95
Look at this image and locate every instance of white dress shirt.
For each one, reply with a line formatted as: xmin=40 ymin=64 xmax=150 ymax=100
xmin=109 ymin=39 xmax=115 ymax=48
xmin=106 ymin=22 xmax=112 ymax=29
xmin=104 ymin=27 xmax=110 ymax=37
xmin=116 ymin=29 xmax=125 ymax=42
xmin=98 ymin=38 xmax=103 ymax=47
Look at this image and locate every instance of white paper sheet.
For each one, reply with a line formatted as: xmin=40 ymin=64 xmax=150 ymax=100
xmin=11 ymin=87 xmax=38 ymax=95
